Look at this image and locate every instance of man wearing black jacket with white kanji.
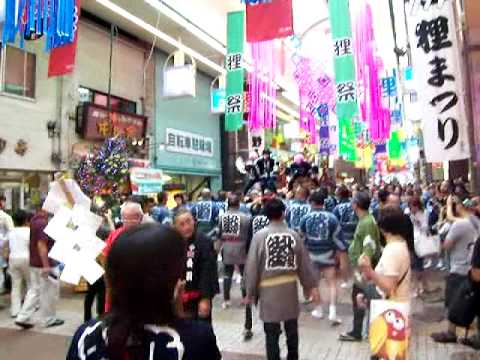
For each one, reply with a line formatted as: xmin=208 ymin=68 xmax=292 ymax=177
xmin=172 ymin=209 xmax=219 ymax=323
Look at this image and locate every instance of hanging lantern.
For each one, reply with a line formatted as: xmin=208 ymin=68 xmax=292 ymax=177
xmin=163 ymin=50 xmax=196 ymax=98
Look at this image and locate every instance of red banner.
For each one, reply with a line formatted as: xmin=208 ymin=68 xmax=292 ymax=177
xmin=246 ymin=0 xmax=294 ymax=43
xmin=48 ymin=0 xmax=81 ymax=77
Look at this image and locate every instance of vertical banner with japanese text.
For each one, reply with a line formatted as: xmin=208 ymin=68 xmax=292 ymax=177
xmin=328 ymin=0 xmax=358 ymax=161
xmin=406 ymin=0 xmax=470 ymax=162
xmin=225 ymin=11 xmax=245 ymax=132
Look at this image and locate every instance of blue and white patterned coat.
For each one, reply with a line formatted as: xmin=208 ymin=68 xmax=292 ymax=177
xmin=300 ymin=209 xmax=345 ymax=267
xmin=332 ymin=201 xmax=358 ymax=244
xmin=285 ymin=200 xmax=311 ymax=232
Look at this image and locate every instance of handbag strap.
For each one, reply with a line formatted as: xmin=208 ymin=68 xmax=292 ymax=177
xmin=387 ymin=267 xmax=409 ymax=300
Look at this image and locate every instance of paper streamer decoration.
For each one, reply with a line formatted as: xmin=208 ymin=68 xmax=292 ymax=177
xmin=2 ymin=0 xmax=77 ymax=50
xmin=44 ymin=205 xmax=105 ymax=285
xmin=318 ymin=104 xmax=330 ymax=155
xmin=245 ymin=0 xmax=294 ymax=43
xmin=225 ymin=11 xmax=245 ymax=132
xmin=248 ymin=40 xmax=277 ymax=130
xmin=329 ymin=0 xmax=358 ymax=161
xmin=406 ymin=0 xmax=470 ymax=162
xmin=48 ymin=0 xmax=80 ymax=77
xmin=293 ymin=56 xmax=336 ymax=145
xmin=352 ymin=0 xmax=391 ymax=142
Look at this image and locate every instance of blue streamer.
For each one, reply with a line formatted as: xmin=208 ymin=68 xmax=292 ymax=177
xmin=2 ymin=0 xmax=76 ymax=50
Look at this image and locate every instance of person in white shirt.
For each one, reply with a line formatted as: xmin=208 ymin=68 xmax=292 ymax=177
xmin=0 ymin=195 xmax=14 ymax=294
xmin=6 ymin=210 xmax=32 ymax=318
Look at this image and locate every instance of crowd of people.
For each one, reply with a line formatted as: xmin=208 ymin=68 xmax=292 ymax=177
xmin=0 ymin=171 xmax=480 ymax=359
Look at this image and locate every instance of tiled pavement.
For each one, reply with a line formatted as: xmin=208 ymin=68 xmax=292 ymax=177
xmin=0 ymin=278 xmax=478 ymax=360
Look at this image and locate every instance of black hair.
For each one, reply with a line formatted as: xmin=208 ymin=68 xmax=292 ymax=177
xmin=0 ymin=195 xmax=5 ymax=201
xmin=310 ymin=191 xmax=326 ymax=206
xmin=13 ymin=209 xmax=31 ymax=227
xmin=337 ymin=185 xmax=350 ymax=200
xmin=352 ymin=191 xmax=371 ymax=211
xmin=173 ymin=193 xmax=184 ymax=200
xmin=264 ymin=198 xmax=286 ymax=220
xmin=263 ymin=149 xmax=271 ymax=155
xmin=105 ymin=224 xmax=186 ymax=360
xmin=217 ymin=191 xmax=228 ymax=201
xmin=228 ymin=194 xmax=240 ymax=208
xmin=378 ymin=189 xmax=390 ymax=204
xmin=156 ymin=191 xmax=168 ymax=204
xmin=377 ymin=206 xmax=415 ymax=254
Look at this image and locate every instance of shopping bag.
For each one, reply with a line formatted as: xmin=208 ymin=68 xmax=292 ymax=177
xmin=369 ymin=300 xmax=410 ymax=360
xmin=414 ymin=234 xmax=440 ymax=258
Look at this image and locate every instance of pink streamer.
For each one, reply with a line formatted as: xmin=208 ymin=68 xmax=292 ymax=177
xmin=352 ymin=0 xmax=391 ymax=142
xmin=293 ymin=57 xmax=336 ymax=144
xmin=247 ymin=40 xmax=277 ymax=130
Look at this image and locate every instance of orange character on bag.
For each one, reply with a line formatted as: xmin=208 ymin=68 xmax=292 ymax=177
xmin=369 ymin=309 xmax=408 ymax=360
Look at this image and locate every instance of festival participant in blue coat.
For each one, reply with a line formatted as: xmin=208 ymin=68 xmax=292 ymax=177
xmin=323 ymin=185 xmax=338 ymax=213
xmin=67 ymin=224 xmax=221 ymax=360
xmin=285 ymin=187 xmax=311 ymax=232
xmin=332 ymin=185 xmax=358 ymax=246
xmin=300 ymin=190 xmax=346 ymax=325
xmin=151 ymin=191 xmax=172 ymax=224
xmin=215 ymin=191 xmax=228 ymax=216
xmin=191 ymin=189 xmax=220 ymax=238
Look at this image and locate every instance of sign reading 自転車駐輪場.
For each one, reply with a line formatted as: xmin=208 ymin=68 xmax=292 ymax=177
xmin=165 ymin=128 xmax=214 ymax=158
xmin=406 ymin=0 xmax=470 ymax=162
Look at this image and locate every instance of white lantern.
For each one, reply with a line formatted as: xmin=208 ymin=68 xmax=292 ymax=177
xmin=163 ymin=51 xmax=196 ymax=98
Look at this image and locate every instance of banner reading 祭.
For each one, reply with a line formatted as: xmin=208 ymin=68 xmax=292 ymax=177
xmin=328 ymin=0 xmax=358 ymax=161
xmin=225 ymin=11 xmax=246 ymax=132
xmin=406 ymin=0 xmax=470 ymax=162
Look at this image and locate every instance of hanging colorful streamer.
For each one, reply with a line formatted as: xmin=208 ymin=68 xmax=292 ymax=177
xmin=225 ymin=11 xmax=245 ymax=132
xmin=248 ymin=40 xmax=277 ymax=130
xmin=293 ymin=56 xmax=336 ymax=145
xmin=2 ymin=0 xmax=77 ymax=50
xmin=318 ymin=104 xmax=330 ymax=155
xmin=351 ymin=0 xmax=391 ymax=142
xmin=328 ymin=0 xmax=358 ymax=161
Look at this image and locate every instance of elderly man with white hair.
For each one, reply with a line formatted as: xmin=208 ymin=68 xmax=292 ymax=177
xmin=102 ymin=202 xmax=144 ymax=312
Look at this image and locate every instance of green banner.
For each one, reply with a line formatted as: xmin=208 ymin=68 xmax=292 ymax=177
xmin=225 ymin=11 xmax=245 ymax=132
xmin=328 ymin=0 xmax=358 ymax=161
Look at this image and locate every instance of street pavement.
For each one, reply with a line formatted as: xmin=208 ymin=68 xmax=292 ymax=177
xmin=0 ymin=275 xmax=478 ymax=360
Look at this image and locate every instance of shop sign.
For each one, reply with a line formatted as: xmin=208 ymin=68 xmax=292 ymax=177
xmin=406 ymin=0 xmax=470 ymax=162
xmin=130 ymin=167 xmax=165 ymax=195
xmin=165 ymin=128 xmax=214 ymax=158
xmin=79 ymin=103 xmax=147 ymax=141
xmin=211 ymin=88 xmax=226 ymax=114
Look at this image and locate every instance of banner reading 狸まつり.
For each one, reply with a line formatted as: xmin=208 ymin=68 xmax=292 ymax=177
xmin=406 ymin=0 xmax=470 ymax=162
xmin=245 ymin=0 xmax=294 ymax=43
xmin=328 ymin=0 xmax=358 ymax=161
xmin=225 ymin=11 xmax=245 ymax=132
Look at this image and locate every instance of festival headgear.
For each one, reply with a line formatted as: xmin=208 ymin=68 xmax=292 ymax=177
xmin=293 ymin=153 xmax=304 ymax=164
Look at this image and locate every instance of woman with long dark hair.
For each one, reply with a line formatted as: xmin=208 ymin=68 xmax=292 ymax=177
xmin=67 ymin=223 xmax=221 ymax=360
xmin=358 ymin=206 xmax=412 ymax=302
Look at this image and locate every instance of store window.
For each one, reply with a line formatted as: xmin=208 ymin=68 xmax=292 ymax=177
xmin=78 ymin=86 xmax=137 ymax=114
xmin=0 ymin=45 xmax=36 ymax=98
